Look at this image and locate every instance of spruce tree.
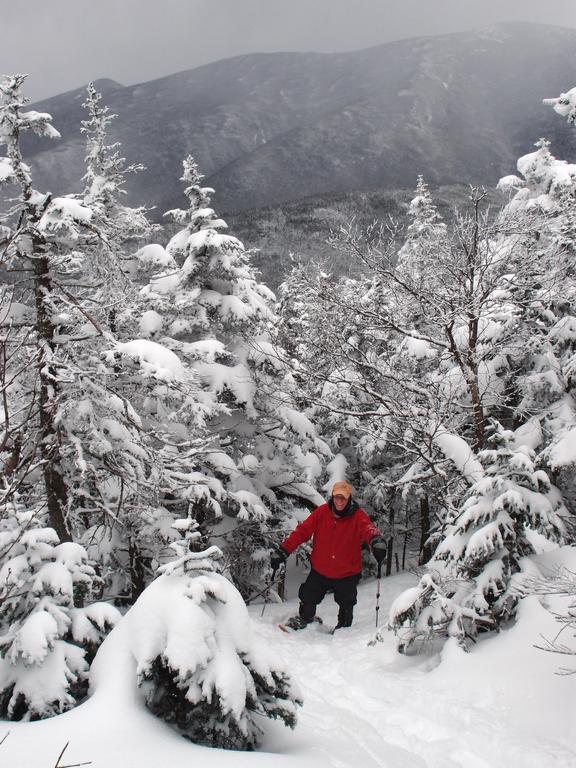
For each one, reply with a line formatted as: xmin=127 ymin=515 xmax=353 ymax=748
xmin=396 ymin=175 xmax=447 ymax=287
xmin=496 ymin=131 xmax=576 ymax=518
xmin=0 ymin=76 xmax=217 ymax=604
xmin=128 ymin=157 xmax=329 ymax=594
xmin=75 ymin=98 xmax=222 ymax=600
xmin=128 ymin=520 xmax=302 ymax=749
xmin=391 ymin=422 xmax=565 ymax=649
xmin=0 ymin=517 xmax=120 ymax=720
xmin=0 ymin=74 xmax=82 ymax=541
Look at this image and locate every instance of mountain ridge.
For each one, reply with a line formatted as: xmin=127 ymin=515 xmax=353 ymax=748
xmin=19 ymin=22 xmax=576 ymax=215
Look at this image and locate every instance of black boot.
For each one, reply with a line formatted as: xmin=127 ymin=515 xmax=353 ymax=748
xmin=284 ymin=602 xmax=318 ymax=631
xmin=299 ymin=601 xmax=317 ymax=623
xmin=284 ymin=615 xmax=308 ymax=630
xmin=335 ymin=606 xmax=353 ymax=629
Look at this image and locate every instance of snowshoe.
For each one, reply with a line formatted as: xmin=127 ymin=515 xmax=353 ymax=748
xmin=278 ymin=615 xmax=323 ymax=633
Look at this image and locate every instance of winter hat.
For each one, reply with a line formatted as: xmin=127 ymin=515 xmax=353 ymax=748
xmin=332 ymin=481 xmax=353 ymax=499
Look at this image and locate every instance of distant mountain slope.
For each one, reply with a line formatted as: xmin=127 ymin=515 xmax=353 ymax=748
xmin=22 ymin=22 xmax=576 ymax=215
xmin=224 ymin=184 xmax=503 ymax=291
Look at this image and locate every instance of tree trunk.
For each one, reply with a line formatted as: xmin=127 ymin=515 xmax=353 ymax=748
xmin=33 ymin=249 xmax=71 ymax=542
xmin=129 ymin=538 xmax=146 ymax=599
xmin=418 ymin=495 xmax=434 ymax=564
xmin=402 ymin=529 xmax=408 ymax=570
xmin=385 ymin=501 xmax=395 ymax=577
xmin=468 ymin=376 xmax=486 ymax=451
xmin=277 ymin=569 xmax=286 ymax=601
xmin=385 ymin=535 xmax=394 ymax=577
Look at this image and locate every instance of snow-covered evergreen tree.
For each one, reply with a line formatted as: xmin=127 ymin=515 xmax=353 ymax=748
xmin=396 ymin=175 xmax=447 ymax=288
xmin=1 ymin=77 xmax=152 ymax=583
xmin=81 ymin=334 xmax=227 ymax=599
xmin=0 ymin=76 xmax=221 ymax=603
xmin=390 ymin=422 xmax=565 ymax=649
xmin=496 ymin=118 xmax=576 ymax=518
xmin=0 ymin=73 xmax=97 ymax=542
xmin=98 ymin=519 xmax=302 ymax=749
xmin=123 ymin=157 xmax=329 ymax=595
xmin=80 ymin=82 xmax=153 ymax=321
xmin=81 ymin=82 xmax=151 ymax=244
xmin=0 ymin=514 xmax=120 ymax=720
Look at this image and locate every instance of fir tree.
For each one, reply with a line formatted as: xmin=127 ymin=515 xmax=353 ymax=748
xmin=0 ymin=515 xmax=120 ymax=720
xmin=125 ymin=520 xmax=302 ymax=749
xmin=0 ymin=74 xmax=93 ymax=542
xmin=0 ymin=76 xmax=213 ymax=604
xmin=497 ymin=131 xmax=576 ymax=518
xmin=127 ymin=157 xmax=329 ymax=595
xmin=391 ymin=422 xmax=565 ymax=649
xmin=396 ymin=175 xmax=447 ymax=287
xmin=80 ymin=81 xmax=153 ymax=324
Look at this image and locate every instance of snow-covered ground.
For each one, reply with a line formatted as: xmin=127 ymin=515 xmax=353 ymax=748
xmin=2 ymin=551 xmax=575 ymax=768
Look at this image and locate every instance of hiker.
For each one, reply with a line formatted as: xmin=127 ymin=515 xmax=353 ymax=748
xmin=270 ymin=481 xmax=387 ymax=630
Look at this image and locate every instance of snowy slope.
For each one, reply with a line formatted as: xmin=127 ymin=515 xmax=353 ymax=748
xmin=1 ymin=552 xmax=575 ymax=768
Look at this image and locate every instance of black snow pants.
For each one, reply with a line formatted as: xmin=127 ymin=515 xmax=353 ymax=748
xmin=298 ymin=568 xmax=361 ymax=627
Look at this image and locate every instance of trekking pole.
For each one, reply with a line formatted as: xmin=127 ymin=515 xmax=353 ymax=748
xmin=260 ymin=565 xmax=284 ymax=617
xmin=261 ymin=572 xmax=273 ymax=618
xmin=375 ymin=559 xmax=382 ymax=629
xmin=245 ymin=573 xmax=279 ymax=606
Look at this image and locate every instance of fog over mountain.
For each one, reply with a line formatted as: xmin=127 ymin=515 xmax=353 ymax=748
xmin=22 ymin=22 xmax=576 ymax=217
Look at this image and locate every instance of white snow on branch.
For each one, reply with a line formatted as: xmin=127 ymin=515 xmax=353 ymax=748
xmin=20 ymin=110 xmax=61 ymax=139
xmin=323 ymin=454 xmax=349 ymax=495
xmin=196 ymin=361 xmax=255 ymax=412
xmin=433 ymin=428 xmax=483 ymax=483
xmin=134 ymin=243 xmax=176 ymax=271
xmin=398 ymin=336 xmax=437 ymax=360
xmin=546 ymin=428 xmax=576 ymax=470
xmin=0 ymin=157 xmax=18 ymax=184
xmin=108 ymin=339 xmax=189 ymax=382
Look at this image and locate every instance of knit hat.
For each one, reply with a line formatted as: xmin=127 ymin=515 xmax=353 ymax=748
xmin=332 ymin=481 xmax=353 ymax=499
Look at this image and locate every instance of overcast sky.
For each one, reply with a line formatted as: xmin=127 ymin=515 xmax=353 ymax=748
xmin=2 ymin=0 xmax=576 ymax=102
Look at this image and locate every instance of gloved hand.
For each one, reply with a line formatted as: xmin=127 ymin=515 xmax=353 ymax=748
xmin=371 ymin=536 xmax=387 ymax=564
xmin=270 ymin=546 xmax=288 ymax=574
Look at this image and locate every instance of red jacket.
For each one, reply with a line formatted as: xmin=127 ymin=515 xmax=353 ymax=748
xmin=281 ymin=502 xmax=380 ymax=579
